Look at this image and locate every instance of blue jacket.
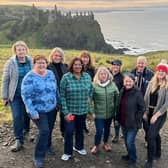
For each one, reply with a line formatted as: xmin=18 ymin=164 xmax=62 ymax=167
xmin=21 ymin=70 xmax=59 ymax=118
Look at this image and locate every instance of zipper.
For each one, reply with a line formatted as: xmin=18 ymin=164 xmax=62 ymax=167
xmin=105 ymin=86 xmax=108 ymax=119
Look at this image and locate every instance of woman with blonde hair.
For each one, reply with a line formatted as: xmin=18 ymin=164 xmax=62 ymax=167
xmin=143 ymin=63 xmax=168 ymax=168
xmin=47 ymin=47 xmax=67 ymax=146
xmin=1 ymin=41 xmax=32 ymax=152
xmin=90 ymin=66 xmax=119 ymax=154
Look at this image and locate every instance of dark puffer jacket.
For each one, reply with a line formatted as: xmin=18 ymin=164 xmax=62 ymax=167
xmin=117 ymin=86 xmax=146 ymax=129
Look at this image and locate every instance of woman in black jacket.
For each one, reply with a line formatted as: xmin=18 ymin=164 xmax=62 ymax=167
xmin=47 ymin=47 xmax=67 ymax=154
xmin=80 ymin=50 xmax=95 ymax=80
xmin=80 ymin=50 xmax=95 ymax=133
xmin=116 ymin=73 xmax=145 ymax=167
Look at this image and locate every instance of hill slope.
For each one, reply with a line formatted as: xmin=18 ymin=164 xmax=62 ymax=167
xmin=0 ymin=5 xmax=125 ymax=54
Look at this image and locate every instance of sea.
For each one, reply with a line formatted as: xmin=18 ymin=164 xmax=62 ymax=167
xmin=94 ymin=6 xmax=168 ymax=55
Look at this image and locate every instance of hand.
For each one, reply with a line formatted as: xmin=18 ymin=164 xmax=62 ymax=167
xmin=2 ymin=99 xmax=9 ymax=106
xmin=143 ymin=113 xmax=148 ymax=121
xmin=150 ymin=114 xmax=158 ymax=124
xmin=64 ymin=114 xmax=71 ymax=122
xmin=32 ymin=114 xmax=39 ymax=120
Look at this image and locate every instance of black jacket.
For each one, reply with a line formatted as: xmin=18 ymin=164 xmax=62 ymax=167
xmin=48 ymin=63 xmax=67 ymax=89
xmin=131 ymin=68 xmax=154 ymax=96
xmin=85 ymin=67 xmax=95 ymax=81
xmin=113 ymin=72 xmax=123 ymax=91
xmin=117 ymin=86 xmax=146 ymax=129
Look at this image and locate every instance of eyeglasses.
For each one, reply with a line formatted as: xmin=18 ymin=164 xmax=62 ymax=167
xmin=73 ymin=64 xmax=83 ymax=66
xmin=35 ymin=61 xmax=47 ymax=64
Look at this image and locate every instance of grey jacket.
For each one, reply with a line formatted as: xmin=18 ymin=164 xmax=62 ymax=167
xmin=144 ymin=82 xmax=168 ymax=115
xmin=1 ymin=55 xmax=32 ymax=101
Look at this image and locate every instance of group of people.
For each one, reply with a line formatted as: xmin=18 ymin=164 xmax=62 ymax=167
xmin=1 ymin=40 xmax=168 ymax=168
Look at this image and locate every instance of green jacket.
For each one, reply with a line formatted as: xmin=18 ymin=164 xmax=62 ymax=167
xmin=92 ymin=81 xmax=119 ymax=119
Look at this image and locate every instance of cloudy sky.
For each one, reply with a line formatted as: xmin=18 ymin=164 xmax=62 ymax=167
xmin=0 ymin=0 xmax=168 ymax=9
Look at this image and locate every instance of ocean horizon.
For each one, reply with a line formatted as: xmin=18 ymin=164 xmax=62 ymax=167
xmin=94 ymin=6 xmax=168 ymax=55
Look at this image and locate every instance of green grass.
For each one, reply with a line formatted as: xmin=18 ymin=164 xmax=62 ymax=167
xmin=0 ymin=47 xmax=168 ymax=122
xmin=0 ymin=106 xmax=11 ymax=123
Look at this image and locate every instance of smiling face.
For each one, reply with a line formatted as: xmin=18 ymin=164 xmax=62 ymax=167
xmin=34 ymin=58 xmax=47 ymax=75
xmin=157 ymin=70 xmax=167 ymax=80
xmin=15 ymin=45 xmax=27 ymax=62
xmin=81 ymin=55 xmax=90 ymax=66
xmin=98 ymin=69 xmax=109 ymax=83
xmin=111 ymin=64 xmax=120 ymax=74
xmin=136 ymin=59 xmax=146 ymax=72
xmin=123 ymin=76 xmax=135 ymax=90
xmin=72 ymin=60 xmax=83 ymax=73
xmin=52 ymin=51 xmax=62 ymax=63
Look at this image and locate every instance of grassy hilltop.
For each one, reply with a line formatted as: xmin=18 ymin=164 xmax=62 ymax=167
xmin=0 ymin=47 xmax=168 ymax=122
xmin=0 ymin=5 xmax=122 ymax=54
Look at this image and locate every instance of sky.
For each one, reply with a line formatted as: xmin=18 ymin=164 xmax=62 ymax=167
xmin=0 ymin=0 xmax=168 ymax=9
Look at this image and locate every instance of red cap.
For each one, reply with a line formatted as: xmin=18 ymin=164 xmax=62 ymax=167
xmin=156 ymin=63 xmax=168 ymax=74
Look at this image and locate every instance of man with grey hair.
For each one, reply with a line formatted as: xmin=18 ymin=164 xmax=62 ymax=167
xmin=131 ymin=56 xmax=153 ymax=96
xmin=131 ymin=56 xmax=154 ymax=146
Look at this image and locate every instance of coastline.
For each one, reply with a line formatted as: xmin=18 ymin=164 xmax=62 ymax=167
xmin=94 ymin=7 xmax=168 ymax=56
xmin=105 ymin=39 xmax=168 ymax=56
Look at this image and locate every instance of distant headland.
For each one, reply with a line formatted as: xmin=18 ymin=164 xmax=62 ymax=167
xmin=0 ymin=4 xmax=128 ymax=54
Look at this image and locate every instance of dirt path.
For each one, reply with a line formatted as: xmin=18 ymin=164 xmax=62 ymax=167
xmin=0 ymin=120 xmax=168 ymax=168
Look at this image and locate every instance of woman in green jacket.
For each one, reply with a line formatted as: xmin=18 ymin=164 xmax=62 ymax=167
xmin=91 ymin=66 xmax=119 ymax=154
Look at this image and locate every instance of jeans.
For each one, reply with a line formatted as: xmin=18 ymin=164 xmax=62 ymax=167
xmin=146 ymin=112 xmax=167 ymax=162
xmin=60 ymin=111 xmax=65 ymax=137
xmin=33 ymin=110 xmax=56 ymax=161
xmin=47 ymin=108 xmax=57 ymax=148
xmin=64 ymin=114 xmax=86 ymax=155
xmin=113 ymin=118 xmax=120 ymax=137
xmin=94 ymin=118 xmax=112 ymax=146
xmin=142 ymin=118 xmax=148 ymax=142
xmin=122 ymin=127 xmax=138 ymax=162
xmin=23 ymin=110 xmax=30 ymax=134
xmin=10 ymin=95 xmax=30 ymax=144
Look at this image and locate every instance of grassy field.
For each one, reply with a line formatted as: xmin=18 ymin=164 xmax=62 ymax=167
xmin=0 ymin=48 xmax=168 ymax=122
